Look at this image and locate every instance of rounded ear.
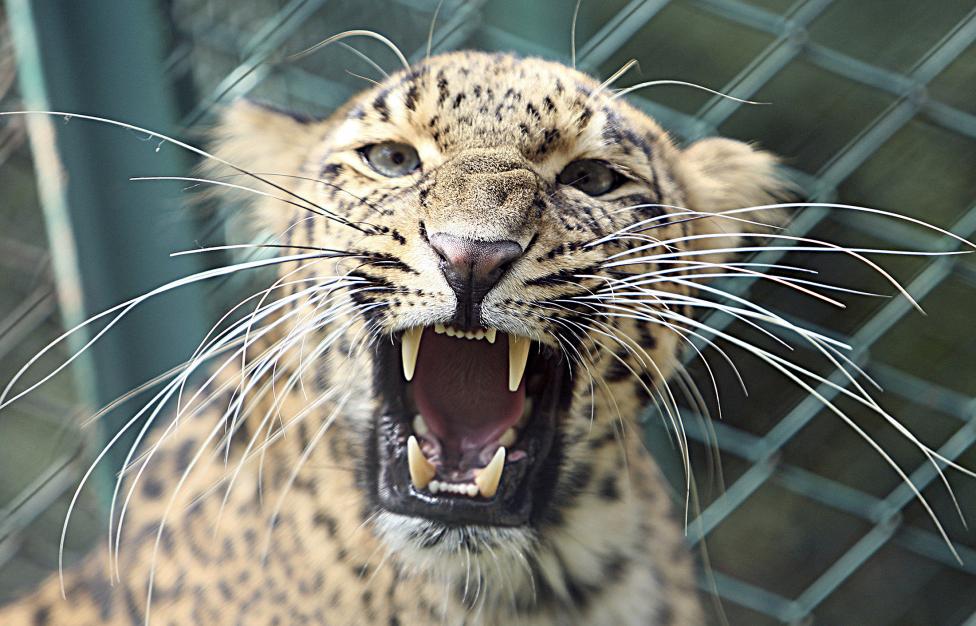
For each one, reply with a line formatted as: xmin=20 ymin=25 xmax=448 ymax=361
xmin=674 ymin=137 xmax=794 ymax=261
xmin=204 ymin=99 xmax=328 ymax=239
xmin=209 ymin=99 xmax=324 ymax=177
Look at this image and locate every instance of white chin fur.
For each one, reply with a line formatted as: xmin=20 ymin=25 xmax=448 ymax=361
xmin=373 ymin=511 xmax=535 ymax=594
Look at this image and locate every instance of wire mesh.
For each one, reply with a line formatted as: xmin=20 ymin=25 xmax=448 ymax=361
xmin=1 ymin=0 xmax=975 ymax=622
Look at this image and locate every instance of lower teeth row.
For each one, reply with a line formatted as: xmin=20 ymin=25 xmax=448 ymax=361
xmin=408 ymin=436 xmax=506 ymax=498
xmin=429 ymin=481 xmax=479 ymax=497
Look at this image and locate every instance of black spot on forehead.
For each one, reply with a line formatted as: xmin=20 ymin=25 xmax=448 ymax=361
xmin=372 ymin=90 xmax=390 ymax=121
xmin=404 ymin=83 xmax=419 ymax=111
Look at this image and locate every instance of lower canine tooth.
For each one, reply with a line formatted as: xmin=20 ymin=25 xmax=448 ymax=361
xmin=402 ymin=327 xmax=423 ymax=381
xmin=407 ymin=435 xmax=436 ymax=490
xmin=508 ymin=335 xmax=531 ymax=392
xmin=475 ymin=446 xmax=506 ymax=498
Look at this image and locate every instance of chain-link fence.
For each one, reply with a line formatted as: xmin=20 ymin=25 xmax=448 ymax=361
xmin=1 ymin=0 xmax=974 ymax=623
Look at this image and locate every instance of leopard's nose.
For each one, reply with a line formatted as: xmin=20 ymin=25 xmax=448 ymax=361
xmin=429 ymin=232 xmax=523 ymax=327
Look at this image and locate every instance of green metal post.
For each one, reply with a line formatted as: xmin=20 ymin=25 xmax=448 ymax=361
xmin=5 ymin=0 xmax=209 ymax=473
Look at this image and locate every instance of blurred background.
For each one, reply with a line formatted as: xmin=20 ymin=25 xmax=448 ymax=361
xmin=0 ymin=0 xmax=974 ymax=623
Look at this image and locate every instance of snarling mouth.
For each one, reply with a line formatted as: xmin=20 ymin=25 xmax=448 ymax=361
xmin=370 ymin=324 xmax=572 ymax=526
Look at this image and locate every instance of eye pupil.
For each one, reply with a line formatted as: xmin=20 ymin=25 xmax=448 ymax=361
xmin=362 ymin=142 xmax=420 ymax=177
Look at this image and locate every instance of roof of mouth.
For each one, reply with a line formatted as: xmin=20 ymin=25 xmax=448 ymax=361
xmin=412 ymin=327 xmax=525 ymax=465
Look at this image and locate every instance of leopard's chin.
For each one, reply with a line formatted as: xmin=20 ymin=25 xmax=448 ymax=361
xmin=368 ymin=324 xmax=573 ymax=528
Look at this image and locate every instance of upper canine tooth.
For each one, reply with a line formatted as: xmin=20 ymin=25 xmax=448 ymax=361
xmin=402 ymin=327 xmax=423 ymax=381
xmin=407 ymin=435 xmax=436 ymax=490
xmin=475 ymin=446 xmax=506 ymax=498
xmin=508 ymin=335 xmax=531 ymax=392
xmin=435 ymin=323 xmax=446 ymax=334
xmin=485 ymin=328 xmax=497 ymax=344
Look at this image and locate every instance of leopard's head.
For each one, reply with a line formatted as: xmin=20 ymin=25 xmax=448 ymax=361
xmin=211 ymin=51 xmax=786 ymax=577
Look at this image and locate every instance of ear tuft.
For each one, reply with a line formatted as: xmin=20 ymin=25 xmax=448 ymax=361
xmin=675 ymin=137 xmax=795 ymax=260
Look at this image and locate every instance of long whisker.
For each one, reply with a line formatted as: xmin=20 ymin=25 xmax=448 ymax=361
xmin=583 ymin=299 xmax=973 ymax=558
xmin=111 ymin=280 xmax=355 ymax=574
xmin=571 ymin=0 xmax=583 ymax=70
xmin=337 ymin=41 xmax=390 ymax=79
xmin=131 ymin=176 xmax=329 ymax=219
xmin=611 ymin=79 xmax=768 ymax=105
xmin=0 ymin=251 xmax=337 ymax=409
xmin=287 ymin=29 xmax=410 ymax=72
xmin=601 ymin=232 xmax=970 ymax=313
xmin=0 ymin=111 xmax=368 ymax=232
xmin=426 ymin=0 xmax=446 ymax=62
xmin=593 ymin=59 xmax=639 ymax=98
xmin=199 ymin=171 xmax=396 ymax=220
xmin=131 ymin=175 xmax=381 ymax=228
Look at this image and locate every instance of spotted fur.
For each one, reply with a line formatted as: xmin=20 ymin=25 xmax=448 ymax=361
xmin=0 ymin=51 xmax=787 ymax=625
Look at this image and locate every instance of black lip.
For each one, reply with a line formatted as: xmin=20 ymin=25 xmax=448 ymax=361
xmin=366 ymin=330 xmax=572 ymax=527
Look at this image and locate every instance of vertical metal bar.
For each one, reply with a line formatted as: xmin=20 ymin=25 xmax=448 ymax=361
xmin=5 ymin=0 xmax=209 ymax=473
xmin=5 ymin=0 xmax=96 ymax=405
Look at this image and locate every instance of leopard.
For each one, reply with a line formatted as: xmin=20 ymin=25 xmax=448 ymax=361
xmin=0 ymin=50 xmax=789 ymax=625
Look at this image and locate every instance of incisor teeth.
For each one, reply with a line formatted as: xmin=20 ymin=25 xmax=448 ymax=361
xmin=475 ymin=446 xmax=506 ymax=498
xmin=402 ymin=327 xmax=423 ymax=381
xmin=428 ymin=480 xmax=479 ymax=497
xmin=508 ymin=335 xmax=531 ymax=392
xmin=407 ymin=435 xmax=436 ymax=490
xmin=433 ymin=324 xmax=498 ymax=342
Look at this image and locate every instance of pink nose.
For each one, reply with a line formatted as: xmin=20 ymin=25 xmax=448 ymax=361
xmin=428 ymin=233 xmax=523 ymax=326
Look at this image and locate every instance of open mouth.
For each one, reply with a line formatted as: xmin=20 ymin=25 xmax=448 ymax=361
xmin=370 ymin=323 xmax=572 ymax=526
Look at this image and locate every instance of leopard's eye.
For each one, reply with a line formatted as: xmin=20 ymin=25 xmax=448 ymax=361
xmin=557 ymin=159 xmax=625 ymax=196
xmin=360 ymin=142 xmax=421 ymax=177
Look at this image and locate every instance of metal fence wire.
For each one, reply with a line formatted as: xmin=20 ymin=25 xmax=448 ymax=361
xmin=1 ymin=0 xmax=975 ymax=623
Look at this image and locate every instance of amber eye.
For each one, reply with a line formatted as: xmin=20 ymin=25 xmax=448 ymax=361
xmin=361 ymin=142 xmax=421 ymax=177
xmin=557 ymin=159 xmax=625 ymax=196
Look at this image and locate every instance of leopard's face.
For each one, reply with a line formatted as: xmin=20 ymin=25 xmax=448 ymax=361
xmin=212 ymin=51 xmax=784 ymax=577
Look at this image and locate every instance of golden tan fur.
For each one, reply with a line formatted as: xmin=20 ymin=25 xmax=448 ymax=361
xmin=0 ymin=51 xmax=787 ymax=625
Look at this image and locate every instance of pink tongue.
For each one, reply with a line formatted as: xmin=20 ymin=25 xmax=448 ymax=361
xmin=412 ymin=328 xmax=524 ymax=459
